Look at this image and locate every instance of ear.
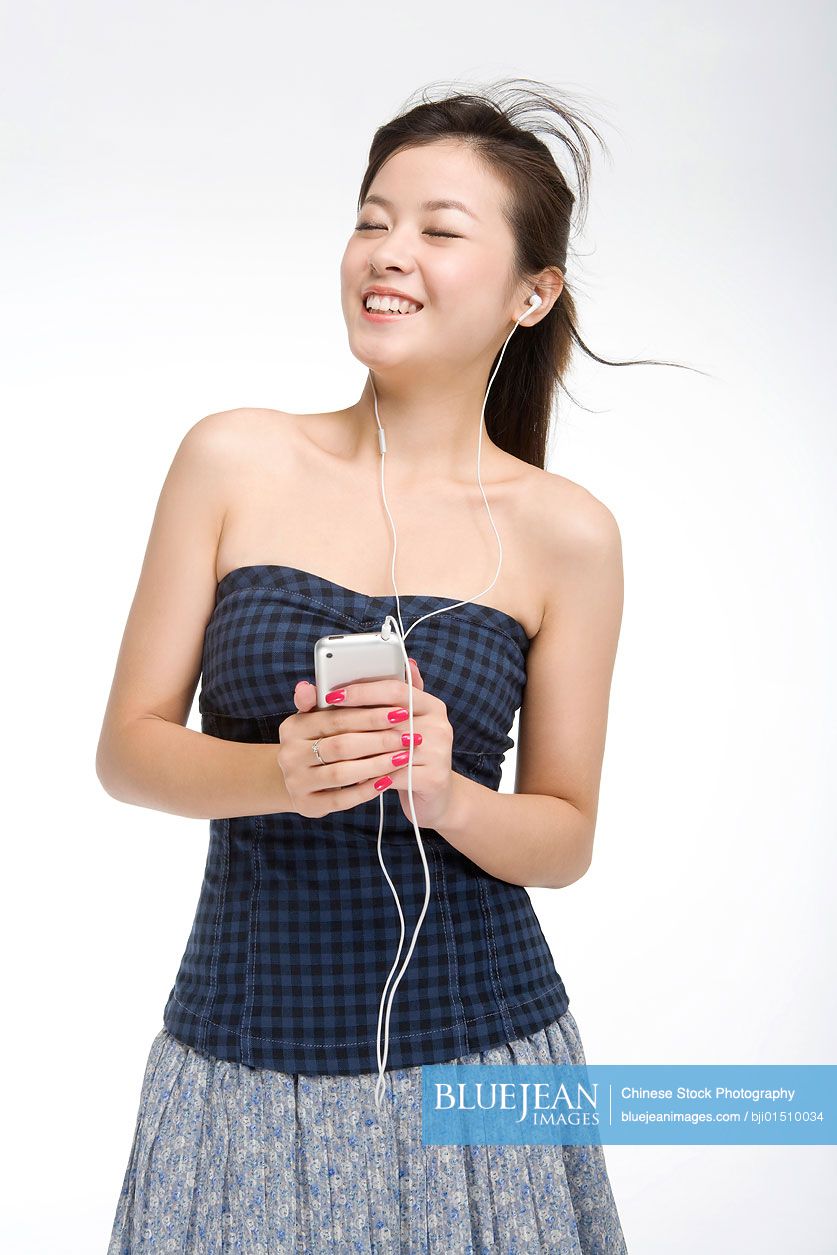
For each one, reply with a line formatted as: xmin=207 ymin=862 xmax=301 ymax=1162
xmin=514 ymin=266 xmax=565 ymax=326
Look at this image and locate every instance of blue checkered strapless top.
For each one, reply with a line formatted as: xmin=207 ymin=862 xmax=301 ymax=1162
xmin=163 ymin=564 xmax=570 ymax=1074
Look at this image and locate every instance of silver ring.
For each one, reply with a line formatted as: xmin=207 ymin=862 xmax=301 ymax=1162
xmin=312 ymin=738 xmax=325 ymax=765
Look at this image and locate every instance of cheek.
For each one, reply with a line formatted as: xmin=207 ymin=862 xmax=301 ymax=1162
xmin=338 ymin=251 xmax=361 ymax=309
xmin=339 ymin=240 xmax=363 ymax=280
xmin=437 ymin=258 xmax=494 ymax=311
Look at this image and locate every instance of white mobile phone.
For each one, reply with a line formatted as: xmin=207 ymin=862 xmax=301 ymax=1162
xmin=313 ymin=625 xmax=408 ymax=710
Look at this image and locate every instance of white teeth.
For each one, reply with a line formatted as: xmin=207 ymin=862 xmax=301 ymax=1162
xmin=364 ymin=294 xmax=421 ymax=314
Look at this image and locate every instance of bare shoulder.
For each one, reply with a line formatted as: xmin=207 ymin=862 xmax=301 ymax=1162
xmin=95 ymin=406 xmax=296 ymax=760
xmin=180 ymin=406 xmax=294 ymax=457
xmin=519 ymin=467 xmax=622 ymax=637
xmin=175 ymin=407 xmax=302 ymax=509
xmin=531 ymin=467 xmax=622 ymax=568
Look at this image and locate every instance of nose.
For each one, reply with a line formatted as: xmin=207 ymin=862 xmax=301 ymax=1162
xmin=367 ymin=230 xmax=415 ymax=275
xmin=369 ymin=253 xmax=407 ymax=276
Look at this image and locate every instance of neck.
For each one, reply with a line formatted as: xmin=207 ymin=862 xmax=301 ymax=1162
xmin=344 ymin=371 xmax=502 ymax=487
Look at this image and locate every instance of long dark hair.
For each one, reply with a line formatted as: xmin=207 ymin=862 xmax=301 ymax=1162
xmin=358 ymin=78 xmax=706 ymax=469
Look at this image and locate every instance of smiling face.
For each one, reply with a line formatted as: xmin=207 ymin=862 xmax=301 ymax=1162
xmin=340 ymin=139 xmax=534 ymax=376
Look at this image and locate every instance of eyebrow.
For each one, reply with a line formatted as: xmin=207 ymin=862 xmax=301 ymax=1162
xmin=361 ymin=193 xmax=480 ymax=222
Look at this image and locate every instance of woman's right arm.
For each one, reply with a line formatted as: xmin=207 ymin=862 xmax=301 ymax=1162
xmin=95 ymin=410 xmax=295 ymax=821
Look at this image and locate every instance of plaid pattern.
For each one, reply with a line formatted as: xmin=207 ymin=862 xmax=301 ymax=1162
xmin=163 ymin=564 xmax=569 ymax=1074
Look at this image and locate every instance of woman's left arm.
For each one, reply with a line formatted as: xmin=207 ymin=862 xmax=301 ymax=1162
xmin=435 ymin=484 xmax=624 ymax=889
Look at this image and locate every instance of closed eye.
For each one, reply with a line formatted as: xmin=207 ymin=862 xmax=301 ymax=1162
xmin=355 ymin=222 xmax=460 ymax=239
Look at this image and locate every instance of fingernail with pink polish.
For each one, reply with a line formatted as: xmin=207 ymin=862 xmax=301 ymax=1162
xmin=374 ymin=775 xmax=393 ymax=791
xmin=326 ymin=689 xmax=346 ymax=704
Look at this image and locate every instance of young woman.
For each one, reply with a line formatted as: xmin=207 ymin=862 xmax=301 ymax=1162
xmin=99 ymin=79 xmax=676 ymax=1252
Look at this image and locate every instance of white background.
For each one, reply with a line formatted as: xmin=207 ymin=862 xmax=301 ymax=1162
xmin=3 ymin=1 xmax=835 ymax=1250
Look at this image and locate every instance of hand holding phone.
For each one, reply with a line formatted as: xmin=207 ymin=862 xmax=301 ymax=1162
xmin=274 ymin=630 xmax=425 ymax=819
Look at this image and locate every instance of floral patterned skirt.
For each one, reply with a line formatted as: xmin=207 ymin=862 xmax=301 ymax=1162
xmin=107 ymin=1009 xmax=628 ymax=1253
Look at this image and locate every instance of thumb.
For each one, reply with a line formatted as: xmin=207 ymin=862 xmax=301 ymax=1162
xmin=407 ymin=657 xmax=424 ymax=691
xmin=293 ymin=679 xmax=318 ymax=711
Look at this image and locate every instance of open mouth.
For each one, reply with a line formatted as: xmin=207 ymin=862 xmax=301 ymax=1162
xmin=361 ymin=296 xmax=424 ymax=320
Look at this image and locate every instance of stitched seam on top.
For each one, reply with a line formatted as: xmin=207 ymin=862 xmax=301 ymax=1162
xmin=199 ymin=818 xmax=229 ymax=1053
xmin=167 ymin=976 xmax=568 ymax=1048
xmin=478 ymin=876 xmax=516 ymax=1041
xmin=241 ymin=815 xmax=263 ymax=1067
xmin=200 ymin=709 xmax=504 ymax=761
xmin=362 ymin=617 xmax=525 ymax=654
xmin=216 ymin=584 xmax=528 ymax=655
xmin=201 ymin=712 xmax=497 ymax=760
xmin=431 ymin=846 xmax=468 ymax=1057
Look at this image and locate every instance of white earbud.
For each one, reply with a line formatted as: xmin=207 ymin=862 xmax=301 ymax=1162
xmin=516 ymin=291 xmax=542 ymax=323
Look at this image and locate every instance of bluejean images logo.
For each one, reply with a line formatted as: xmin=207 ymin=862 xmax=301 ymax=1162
xmin=420 ymin=1064 xmax=837 ymax=1146
xmin=434 ymin=1070 xmax=599 ymax=1126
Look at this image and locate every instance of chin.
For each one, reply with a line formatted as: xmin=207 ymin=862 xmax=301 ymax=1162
xmin=345 ymin=334 xmax=412 ymax=370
